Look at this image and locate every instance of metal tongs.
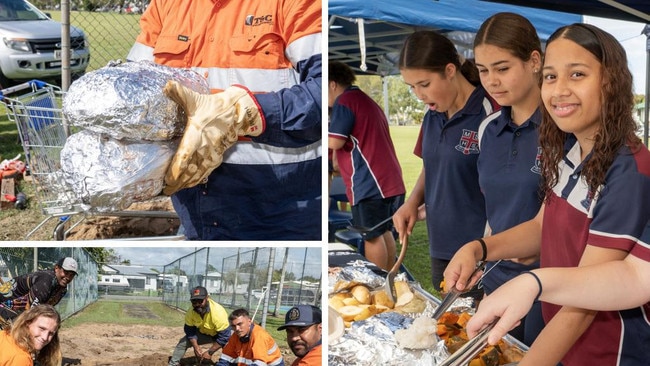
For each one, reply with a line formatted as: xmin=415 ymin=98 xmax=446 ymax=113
xmin=438 ymin=321 xmax=496 ymax=366
xmin=431 ymin=261 xmax=486 ymax=321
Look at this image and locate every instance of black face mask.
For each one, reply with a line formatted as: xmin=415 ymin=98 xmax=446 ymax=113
xmin=240 ymin=324 xmax=254 ymax=343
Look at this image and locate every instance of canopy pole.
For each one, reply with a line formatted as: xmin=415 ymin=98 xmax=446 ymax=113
xmin=357 ymin=18 xmax=367 ymax=72
xmin=382 ymin=76 xmax=390 ymax=122
xmin=641 ymin=24 xmax=650 ymax=147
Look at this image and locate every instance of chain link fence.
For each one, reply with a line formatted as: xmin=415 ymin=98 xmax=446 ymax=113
xmin=34 ymin=4 xmax=144 ymax=76
xmin=162 ymin=247 xmax=322 ymax=327
xmin=0 ymin=247 xmax=98 ymax=320
xmin=69 ymin=8 xmax=142 ymax=72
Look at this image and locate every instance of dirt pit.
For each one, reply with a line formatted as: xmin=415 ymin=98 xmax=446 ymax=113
xmin=59 ymin=323 xmax=297 ymax=366
xmin=65 ymin=197 xmax=181 ymax=240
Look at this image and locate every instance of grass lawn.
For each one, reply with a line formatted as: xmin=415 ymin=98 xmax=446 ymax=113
xmin=0 ymin=105 xmax=23 ymax=159
xmin=62 ymin=299 xmax=185 ymax=328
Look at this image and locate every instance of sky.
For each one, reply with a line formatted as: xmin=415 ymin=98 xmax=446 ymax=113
xmin=583 ymin=15 xmax=647 ymax=95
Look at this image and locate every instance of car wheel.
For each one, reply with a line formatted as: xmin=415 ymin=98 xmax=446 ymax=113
xmin=0 ymin=69 xmax=14 ymax=90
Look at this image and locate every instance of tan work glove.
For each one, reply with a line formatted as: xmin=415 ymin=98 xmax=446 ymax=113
xmin=162 ymin=81 xmax=265 ymax=195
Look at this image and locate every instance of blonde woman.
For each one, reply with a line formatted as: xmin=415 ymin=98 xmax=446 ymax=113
xmin=0 ymin=305 xmax=62 ymax=366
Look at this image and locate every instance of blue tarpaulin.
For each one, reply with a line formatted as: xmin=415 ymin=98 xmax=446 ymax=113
xmin=329 ymin=0 xmax=582 ymax=75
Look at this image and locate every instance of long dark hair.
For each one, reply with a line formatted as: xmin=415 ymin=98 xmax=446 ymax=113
xmin=539 ymin=23 xmax=639 ymax=199
xmin=474 ymin=12 xmax=541 ymax=64
xmin=399 ymin=30 xmax=480 ymax=86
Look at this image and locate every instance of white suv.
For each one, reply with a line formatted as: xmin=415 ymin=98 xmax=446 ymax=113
xmin=0 ymin=0 xmax=90 ymax=88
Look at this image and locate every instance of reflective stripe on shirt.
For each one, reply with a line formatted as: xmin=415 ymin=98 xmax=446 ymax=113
xmin=223 ymin=140 xmax=321 ymax=165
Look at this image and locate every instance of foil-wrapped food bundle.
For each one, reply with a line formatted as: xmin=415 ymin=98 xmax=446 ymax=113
xmin=63 ymin=60 xmax=209 ymax=141
xmin=60 ymin=60 xmax=209 ymax=211
xmin=60 ymin=130 xmax=177 ymax=212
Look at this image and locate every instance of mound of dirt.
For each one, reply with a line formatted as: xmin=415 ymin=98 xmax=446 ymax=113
xmin=59 ymin=323 xmax=297 ymax=366
xmin=65 ymin=197 xmax=180 ymax=240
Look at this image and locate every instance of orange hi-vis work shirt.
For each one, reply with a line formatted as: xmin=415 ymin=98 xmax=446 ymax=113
xmin=216 ymin=324 xmax=284 ymax=366
xmin=0 ymin=331 xmax=33 ymax=366
xmin=291 ymin=343 xmax=322 ymax=366
xmin=127 ymin=0 xmax=322 ymax=240
xmin=128 ymin=0 xmax=321 ymax=94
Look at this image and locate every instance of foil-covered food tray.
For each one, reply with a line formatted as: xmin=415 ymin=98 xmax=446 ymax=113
xmin=328 ymin=265 xmax=527 ymax=365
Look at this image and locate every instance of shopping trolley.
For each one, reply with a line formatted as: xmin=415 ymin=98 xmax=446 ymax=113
xmin=0 ymin=80 xmax=183 ymax=240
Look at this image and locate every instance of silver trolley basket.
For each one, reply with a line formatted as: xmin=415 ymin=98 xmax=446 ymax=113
xmin=1 ymin=80 xmax=182 ymax=240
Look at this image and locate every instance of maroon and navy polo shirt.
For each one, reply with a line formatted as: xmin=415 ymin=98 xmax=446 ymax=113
xmin=413 ymin=86 xmax=498 ymax=259
xmin=329 ymin=86 xmax=405 ymax=205
xmin=541 ymin=136 xmax=650 ymax=365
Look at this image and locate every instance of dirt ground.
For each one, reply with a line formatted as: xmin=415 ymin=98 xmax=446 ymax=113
xmin=59 ymin=323 xmax=297 ymax=366
xmin=64 ymin=198 xmax=181 ymax=240
xmin=0 ymin=183 xmax=180 ymax=241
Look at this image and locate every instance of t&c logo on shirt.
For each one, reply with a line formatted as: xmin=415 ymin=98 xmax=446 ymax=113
xmin=245 ymin=14 xmax=273 ymax=26
xmin=455 ymin=129 xmax=479 ymax=155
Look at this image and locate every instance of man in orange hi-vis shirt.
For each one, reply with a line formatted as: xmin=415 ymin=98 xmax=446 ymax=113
xmin=215 ymin=308 xmax=284 ymax=366
xmin=278 ymin=305 xmax=322 ymax=366
xmin=127 ymin=0 xmax=322 ymax=241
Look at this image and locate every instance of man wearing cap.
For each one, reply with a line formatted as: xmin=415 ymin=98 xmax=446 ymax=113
xmin=0 ymin=257 xmax=78 ymax=327
xmin=278 ymin=305 xmax=322 ymax=366
xmin=215 ymin=308 xmax=284 ymax=366
xmin=168 ymin=286 xmax=231 ymax=366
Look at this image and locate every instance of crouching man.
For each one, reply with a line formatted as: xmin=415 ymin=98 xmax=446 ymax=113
xmin=168 ymin=286 xmax=231 ymax=366
xmin=215 ymin=308 xmax=284 ymax=366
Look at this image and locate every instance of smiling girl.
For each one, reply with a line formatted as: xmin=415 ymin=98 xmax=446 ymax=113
xmin=472 ymin=12 xmax=544 ymax=345
xmin=0 ymin=305 xmax=62 ymax=366
xmin=444 ymin=23 xmax=650 ymax=366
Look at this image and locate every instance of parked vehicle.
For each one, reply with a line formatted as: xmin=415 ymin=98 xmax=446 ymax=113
xmin=0 ymin=0 xmax=90 ymax=87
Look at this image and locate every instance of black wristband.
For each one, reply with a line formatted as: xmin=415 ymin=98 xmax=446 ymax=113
xmin=476 ymin=238 xmax=487 ymax=262
xmin=208 ymin=349 xmax=216 ymax=356
xmin=523 ymin=271 xmax=543 ymax=302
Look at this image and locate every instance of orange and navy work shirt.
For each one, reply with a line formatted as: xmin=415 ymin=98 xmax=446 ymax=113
xmin=128 ymin=0 xmax=320 ymax=94
xmin=291 ymin=343 xmax=321 ymax=366
xmin=127 ymin=0 xmax=322 ymax=240
xmin=215 ymin=323 xmax=284 ymax=366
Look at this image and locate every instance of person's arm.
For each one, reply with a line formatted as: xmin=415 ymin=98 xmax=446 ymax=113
xmin=253 ymin=53 xmax=321 ymax=147
xmin=328 ymin=90 xmax=355 ymax=151
xmin=125 ymin=0 xmax=161 ymax=62
xmin=328 ymin=137 xmax=345 ymax=151
xmin=444 ymin=205 xmax=544 ymax=293
xmin=214 ymin=336 xmax=236 ymax=366
xmin=517 ymin=244 xmax=627 ymax=366
xmin=468 ymin=254 xmax=650 ymax=345
xmin=183 ymin=324 xmax=204 ymax=359
xmin=252 ymin=0 xmax=321 ymax=147
xmin=392 ymin=168 xmax=425 ymax=245
xmin=539 ymin=254 xmax=650 ymax=309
